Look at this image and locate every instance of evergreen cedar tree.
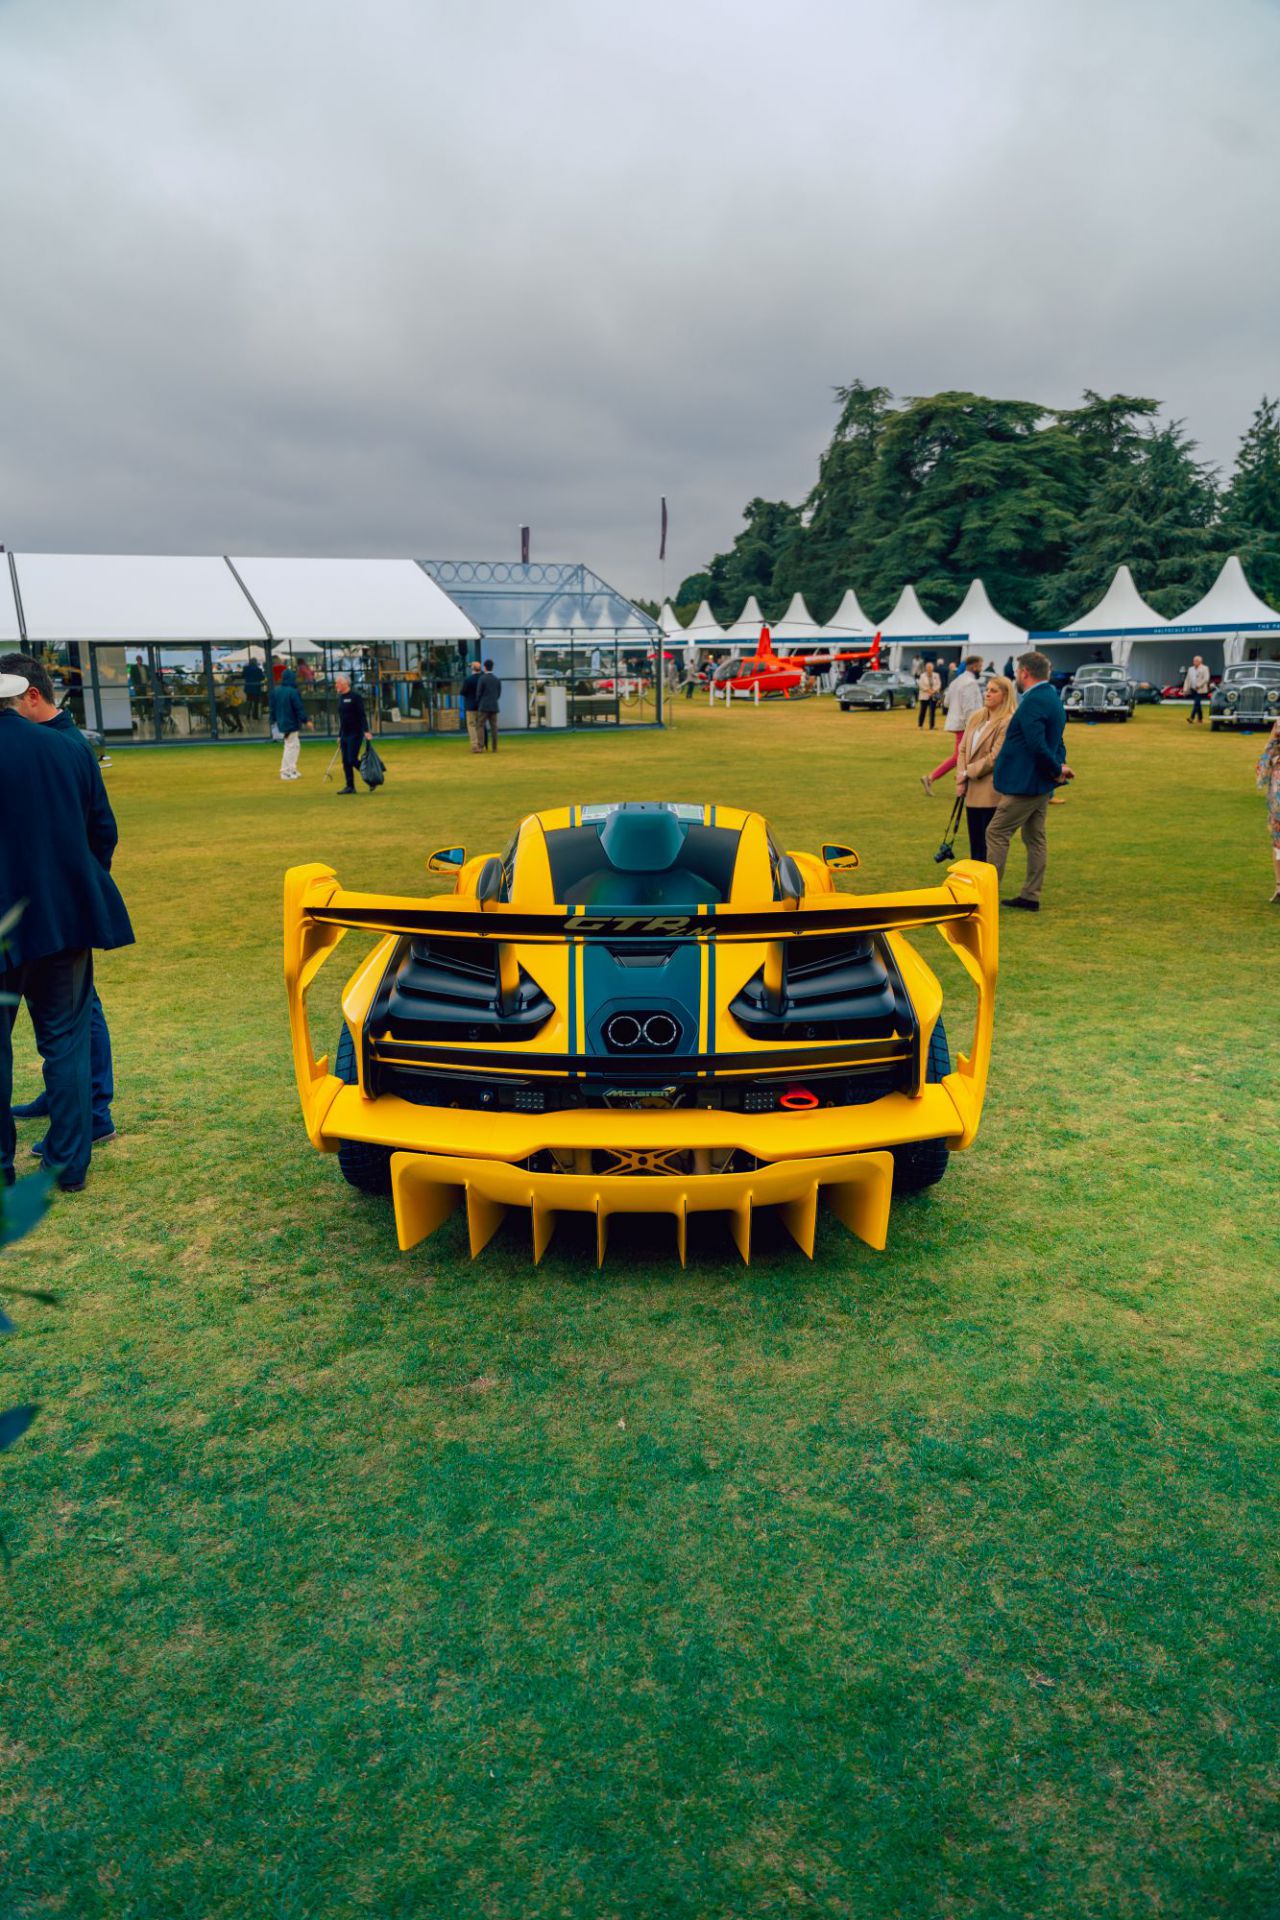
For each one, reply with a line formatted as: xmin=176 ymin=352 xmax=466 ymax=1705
xmin=673 ymin=386 xmax=1280 ymax=632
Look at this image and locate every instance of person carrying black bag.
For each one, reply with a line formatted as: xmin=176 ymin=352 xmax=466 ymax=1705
xmin=334 ymin=674 xmax=371 ymax=796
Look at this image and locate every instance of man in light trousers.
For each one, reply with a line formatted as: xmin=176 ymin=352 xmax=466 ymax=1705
xmin=983 ymin=650 xmax=1074 ymax=912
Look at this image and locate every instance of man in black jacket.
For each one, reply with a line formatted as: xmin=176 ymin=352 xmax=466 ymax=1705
xmin=985 ymin=650 xmax=1074 ymax=912
xmin=0 ymin=671 xmax=134 ymax=1191
xmin=0 ymin=654 xmax=118 ymax=1149
xmin=476 ymin=659 xmax=501 ymax=752
xmin=334 ymin=675 xmax=372 ymax=794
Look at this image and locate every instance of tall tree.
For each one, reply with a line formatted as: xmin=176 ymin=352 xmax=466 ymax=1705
xmin=772 ymin=381 xmax=892 ymax=618
xmin=678 ymin=496 xmax=802 ymax=623
xmin=1222 ymin=397 xmax=1280 ymax=605
xmin=1044 ymin=422 xmax=1222 ymax=624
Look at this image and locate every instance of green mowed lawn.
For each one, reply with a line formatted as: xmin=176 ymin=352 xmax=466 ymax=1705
xmin=2 ymin=703 xmax=1275 ymax=1919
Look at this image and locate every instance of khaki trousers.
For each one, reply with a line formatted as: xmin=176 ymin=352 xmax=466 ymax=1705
xmin=984 ymin=792 xmax=1051 ymax=901
xmin=465 ymin=710 xmax=483 ymax=751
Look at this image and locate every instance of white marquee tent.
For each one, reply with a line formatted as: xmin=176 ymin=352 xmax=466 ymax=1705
xmin=1031 ymin=565 xmax=1166 ymax=674
xmin=822 ymin=588 xmax=874 ymax=642
xmin=12 ymin=553 xmax=266 ymax=645
xmin=770 ymin=592 xmax=824 ymax=652
xmin=658 ymin=600 xmax=685 ymax=640
xmin=938 ymin=578 xmax=1027 ymax=668
xmin=231 ymin=556 xmax=479 ymax=646
xmin=681 ymin=599 xmax=728 ymax=648
xmin=723 ymin=596 xmax=768 ymax=649
xmin=877 ymin=584 xmax=942 ymax=667
xmin=1163 ymin=555 xmax=1280 ymax=682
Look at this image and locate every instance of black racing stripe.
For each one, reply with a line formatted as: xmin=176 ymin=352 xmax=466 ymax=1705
xmin=706 ymin=937 xmax=717 ymax=1078
xmin=309 ymin=900 xmax=977 ymax=942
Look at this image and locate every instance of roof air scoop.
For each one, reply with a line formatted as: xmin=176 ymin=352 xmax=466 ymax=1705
xmin=598 ymin=806 xmax=685 ymax=872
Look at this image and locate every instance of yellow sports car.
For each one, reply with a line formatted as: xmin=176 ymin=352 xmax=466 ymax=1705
xmin=284 ymin=801 xmax=997 ymax=1263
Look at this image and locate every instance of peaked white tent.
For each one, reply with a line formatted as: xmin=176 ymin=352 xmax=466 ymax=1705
xmin=720 ymin=596 xmax=767 ymax=650
xmin=770 ymin=592 xmax=824 ymax=650
xmin=682 ymin=599 xmax=727 ymax=647
xmin=1166 ymin=555 xmax=1280 ymax=678
xmin=1031 ymin=564 xmax=1170 ymax=677
xmin=938 ymin=579 xmax=1027 ymax=669
xmin=877 ymin=584 xmax=944 ymax=668
xmin=658 ymin=600 xmax=685 ymax=640
xmin=822 ymin=587 xmax=875 ymax=641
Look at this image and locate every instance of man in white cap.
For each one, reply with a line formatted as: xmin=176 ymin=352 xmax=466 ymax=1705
xmin=0 ymin=670 xmax=133 ymax=1192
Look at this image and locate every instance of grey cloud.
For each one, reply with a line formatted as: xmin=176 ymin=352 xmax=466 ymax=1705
xmin=0 ymin=0 xmax=1276 ymax=597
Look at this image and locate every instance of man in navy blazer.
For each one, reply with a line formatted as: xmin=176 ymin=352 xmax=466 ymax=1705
xmin=984 ymin=650 xmax=1074 ymax=911
xmin=0 ymin=671 xmax=134 ymax=1192
xmin=1 ymin=653 xmax=119 ymax=1151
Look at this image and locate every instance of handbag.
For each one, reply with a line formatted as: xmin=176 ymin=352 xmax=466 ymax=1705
xmin=933 ymin=791 xmax=964 ymax=864
xmin=359 ymin=742 xmax=386 ymax=789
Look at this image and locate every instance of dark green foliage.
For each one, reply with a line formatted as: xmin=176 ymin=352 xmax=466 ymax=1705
xmin=1045 ymin=422 xmax=1223 ymax=625
xmin=1223 ymin=396 xmax=1280 ymax=604
xmin=677 ymin=497 xmax=803 ymax=624
xmin=683 ymin=384 xmax=1279 ymax=631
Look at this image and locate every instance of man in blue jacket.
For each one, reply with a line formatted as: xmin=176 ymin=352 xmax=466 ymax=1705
xmin=985 ymin=650 xmax=1074 ymax=911
xmin=0 ymin=654 xmax=117 ymax=1150
xmin=0 ymin=670 xmax=134 ymax=1191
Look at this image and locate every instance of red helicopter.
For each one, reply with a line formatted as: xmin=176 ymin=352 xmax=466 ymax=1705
xmin=712 ymin=627 xmax=883 ymax=698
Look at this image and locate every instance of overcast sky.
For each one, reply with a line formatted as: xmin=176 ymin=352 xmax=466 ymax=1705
xmin=1 ymin=0 xmax=1276 ymax=600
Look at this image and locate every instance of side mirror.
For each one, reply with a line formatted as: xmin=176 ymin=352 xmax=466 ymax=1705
xmin=427 ymin=845 xmax=467 ymax=874
xmin=822 ymin=844 xmax=860 ymax=871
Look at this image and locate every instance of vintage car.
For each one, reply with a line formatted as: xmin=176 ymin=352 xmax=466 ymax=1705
xmin=1131 ymin=679 xmax=1163 ymax=704
xmin=1209 ymin=662 xmax=1280 ymax=731
xmin=836 ymin=669 xmax=919 ymax=712
xmin=1063 ymin=663 xmax=1136 ymax=721
xmin=283 ymin=802 xmax=998 ymax=1265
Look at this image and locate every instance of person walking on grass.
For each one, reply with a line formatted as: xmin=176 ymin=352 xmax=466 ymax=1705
xmin=0 ymin=654 xmax=118 ymax=1151
xmin=460 ymin=659 xmax=484 ymax=753
xmin=1183 ymin=654 xmax=1211 ymax=724
xmin=0 ymin=670 xmax=133 ymax=1194
xmin=272 ymin=667 xmax=309 ymax=780
xmin=1257 ymin=718 xmax=1280 ymax=902
xmin=921 ymin=654 xmax=984 ymax=794
xmin=334 ymin=674 xmax=371 ymax=794
xmin=983 ymin=650 xmax=1074 ymax=912
xmin=916 ymin=659 xmax=941 ymax=728
xmin=954 ymin=674 xmax=1015 ymax=861
xmin=476 ymin=658 xmax=501 ymax=751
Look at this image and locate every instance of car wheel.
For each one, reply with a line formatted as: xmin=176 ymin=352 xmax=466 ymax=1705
xmin=1210 ymin=720 xmax=1222 ymax=732
xmin=892 ymin=1020 xmax=951 ymax=1195
xmin=334 ymin=1025 xmax=393 ymax=1195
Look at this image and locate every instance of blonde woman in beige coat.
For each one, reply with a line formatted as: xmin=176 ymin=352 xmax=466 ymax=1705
xmin=955 ymin=675 xmax=1014 ymax=861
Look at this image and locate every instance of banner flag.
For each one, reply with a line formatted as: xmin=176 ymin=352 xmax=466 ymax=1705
xmin=520 ymin=525 xmax=530 ymax=565
xmin=659 ymin=497 xmax=668 ymax=562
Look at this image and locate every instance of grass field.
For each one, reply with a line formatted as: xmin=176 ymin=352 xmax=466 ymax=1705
xmin=2 ymin=701 xmax=1276 ymax=1919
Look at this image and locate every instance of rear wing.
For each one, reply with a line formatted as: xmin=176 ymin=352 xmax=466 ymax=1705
xmin=287 ymin=869 xmax=987 ymax=944
xmin=283 ymin=862 xmax=998 ymax=1151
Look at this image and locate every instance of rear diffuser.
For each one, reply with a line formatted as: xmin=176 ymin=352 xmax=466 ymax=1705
xmin=389 ymin=1149 xmax=895 ymax=1265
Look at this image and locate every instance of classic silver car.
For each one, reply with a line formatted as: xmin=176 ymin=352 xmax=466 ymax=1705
xmin=1063 ymin=664 xmax=1136 ymax=722
xmin=836 ymin=669 xmax=919 ymax=711
xmin=1209 ymin=661 xmax=1280 ymax=731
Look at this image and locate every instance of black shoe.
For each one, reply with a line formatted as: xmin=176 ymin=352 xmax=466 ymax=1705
xmin=1002 ymin=896 xmax=1041 ymax=911
xmin=337 ymin=786 xmax=356 ymax=795
xmin=11 ymin=1098 xmax=47 ymax=1120
xmin=57 ymin=1176 xmax=86 ymax=1193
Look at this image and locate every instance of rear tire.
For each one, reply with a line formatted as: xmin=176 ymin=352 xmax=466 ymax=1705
xmin=893 ymin=1019 xmax=951 ymax=1194
xmin=334 ymin=1026 xmax=393 ymax=1195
